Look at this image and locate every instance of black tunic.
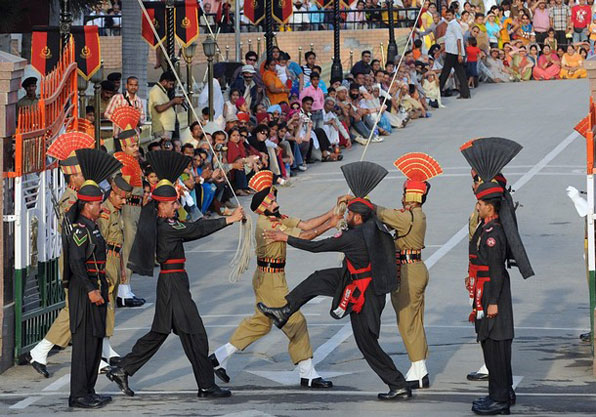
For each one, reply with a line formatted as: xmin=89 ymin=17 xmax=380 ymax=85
xmin=472 ymin=218 xmax=514 ymax=342
xmin=67 ymin=215 xmax=108 ymax=337
xmin=151 ymin=217 xmax=229 ymax=334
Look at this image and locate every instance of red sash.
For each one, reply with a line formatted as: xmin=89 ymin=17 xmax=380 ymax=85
xmin=332 ymin=260 xmax=372 ymax=318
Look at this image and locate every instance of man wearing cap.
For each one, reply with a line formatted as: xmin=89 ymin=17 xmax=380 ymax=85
xmin=100 ymin=80 xmax=117 ymax=142
xmin=18 ymin=77 xmax=38 ymax=109
xmin=23 ymin=132 xmax=95 ymax=378
xmin=375 ymin=153 xmax=443 ymax=390
xmin=210 ymin=170 xmax=337 ymax=389
xmin=105 ymin=76 xmax=146 ymax=138
xmin=230 ymin=64 xmax=264 ymax=112
xmin=113 ymin=123 xmax=146 ymax=308
xmin=107 ymin=72 xmax=122 ymax=92
xmin=106 ymin=151 xmax=245 ymax=399
xmin=96 ymin=174 xmax=133 ymax=372
xmin=258 ymin=161 xmax=411 ymax=401
xmin=149 ymin=71 xmax=184 ymax=139
xmin=65 ymin=148 xmax=122 ymax=408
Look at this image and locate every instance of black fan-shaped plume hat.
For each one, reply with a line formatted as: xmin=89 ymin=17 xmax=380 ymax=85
xmin=341 ymin=161 xmax=388 ymax=214
xmin=75 ymin=149 xmax=122 ymax=202
xmin=146 ymin=150 xmax=191 ymax=202
xmin=460 ymin=137 xmax=522 ymax=183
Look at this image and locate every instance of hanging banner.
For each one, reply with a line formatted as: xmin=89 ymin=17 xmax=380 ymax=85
xmin=71 ymin=26 xmax=101 ymax=81
xmin=175 ymin=0 xmax=199 ymax=47
xmin=141 ymin=1 xmax=167 ymax=49
xmin=315 ymin=0 xmax=334 ymax=6
xmin=31 ymin=26 xmax=61 ymax=76
xmin=244 ymin=0 xmax=266 ymax=25
xmin=272 ymin=0 xmax=293 ymax=24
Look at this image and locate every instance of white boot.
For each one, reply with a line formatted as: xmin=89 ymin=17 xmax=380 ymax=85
xmin=102 ymin=338 xmax=119 ymax=361
xmin=478 ymin=363 xmax=489 ymax=375
xmin=29 ymin=338 xmax=54 ymax=365
xmin=214 ymin=343 xmax=237 ymax=370
xmin=117 ymin=284 xmax=133 ymax=299
xmin=405 ymin=359 xmax=429 ymax=389
xmin=98 ymin=359 xmax=110 ymax=374
xmin=298 ymin=358 xmax=331 ymax=388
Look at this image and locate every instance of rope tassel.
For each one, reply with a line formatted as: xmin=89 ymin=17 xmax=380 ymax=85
xmin=229 ymin=216 xmax=255 ymax=283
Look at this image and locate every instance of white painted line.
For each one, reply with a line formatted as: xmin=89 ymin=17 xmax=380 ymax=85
xmin=3 ymin=389 xmax=595 ymax=399
xmin=309 ymin=296 xmax=328 ymax=304
xmin=512 ymin=376 xmax=524 ymax=390
xmin=312 ymin=323 xmax=353 ymax=366
xmin=201 ymin=313 xmax=320 ymax=318
xmin=9 ymin=396 xmax=42 ymax=409
xmin=41 ymin=374 xmax=70 ymax=391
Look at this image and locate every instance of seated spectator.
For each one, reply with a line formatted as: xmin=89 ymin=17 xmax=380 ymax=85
xmin=351 ymin=50 xmax=373 ymax=76
xmin=224 ymin=88 xmax=240 ymax=122
xmin=225 ymin=128 xmax=253 ymax=196
xmin=484 ymin=47 xmax=511 ymax=82
xmin=422 ymin=71 xmax=444 ymax=108
xmin=533 ymin=44 xmax=561 ymax=80
xmin=230 ymin=64 xmax=264 ymax=113
xmin=560 ymin=44 xmax=588 ymax=79
xmin=509 ymin=46 xmax=533 ymax=81
xmin=263 ymin=58 xmax=290 ymax=105
xmin=485 ymin=13 xmax=501 ymax=48
xmin=528 ymin=44 xmax=539 ymax=65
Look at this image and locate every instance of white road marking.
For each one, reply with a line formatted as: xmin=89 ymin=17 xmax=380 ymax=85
xmin=9 ymin=396 xmax=42 ymax=409
xmin=218 ymin=410 xmax=277 ymax=417
xmin=41 ymin=374 xmax=70 ymax=391
xmin=512 ymin=376 xmax=524 ymax=390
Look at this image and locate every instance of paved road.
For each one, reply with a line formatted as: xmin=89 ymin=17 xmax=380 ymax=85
xmin=3 ymin=79 xmax=596 ymax=416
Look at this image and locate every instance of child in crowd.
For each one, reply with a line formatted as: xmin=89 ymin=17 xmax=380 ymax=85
xmin=466 ymin=37 xmax=482 ymax=88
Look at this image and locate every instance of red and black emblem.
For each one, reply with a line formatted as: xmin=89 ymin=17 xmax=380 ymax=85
xmin=271 ymin=0 xmax=293 ymax=24
xmin=142 ymin=1 xmax=167 ymax=49
xmin=31 ymin=26 xmax=61 ymax=76
xmin=71 ymin=26 xmax=101 ymax=81
xmin=244 ymin=0 xmax=266 ymax=24
xmin=175 ymin=0 xmax=199 ymax=47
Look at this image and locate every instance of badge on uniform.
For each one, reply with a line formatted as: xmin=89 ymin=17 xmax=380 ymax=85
xmin=486 ymin=237 xmax=496 ymax=247
xmin=73 ymin=229 xmax=88 ymax=246
xmin=170 ymin=220 xmax=186 ymax=230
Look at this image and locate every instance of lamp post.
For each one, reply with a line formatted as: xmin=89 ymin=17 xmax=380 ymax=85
xmin=264 ymin=0 xmax=274 ymax=59
xmin=331 ymin=0 xmax=343 ymax=80
xmin=202 ymin=35 xmax=217 ymax=122
xmin=182 ymin=42 xmax=197 ymax=123
xmin=90 ymin=61 xmax=104 ymax=150
xmin=386 ymin=0 xmax=398 ymax=65
xmin=77 ymin=75 xmax=88 ymax=117
xmin=59 ymin=0 xmax=72 ymax=52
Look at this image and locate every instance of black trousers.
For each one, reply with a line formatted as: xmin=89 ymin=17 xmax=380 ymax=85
xmin=70 ymin=324 xmax=102 ymax=399
xmin=286 ymin=268 xmax=407 ymax=390
xmin=554 ymin=30 xmax=568 ymax=48
xmin=120 ymin=325 xmax=215 ymax=389
xmin=481 ymin=338 xmax=513 ymax=402
xmin=535 ymin=31 xmax=548 ymax=46
xmin=439 ymin=53 xmax=470 ymax=99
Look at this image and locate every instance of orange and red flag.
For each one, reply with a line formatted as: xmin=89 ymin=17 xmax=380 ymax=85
xmin=272 ymin=0 xmax=293 ymax=24
xmin=244 ymin=0 xmax=266 ymax=24
xmin=176 ymin=0 xmax=199 ymax=47
xmin=142 ymin=1 xmax=167 ymax=49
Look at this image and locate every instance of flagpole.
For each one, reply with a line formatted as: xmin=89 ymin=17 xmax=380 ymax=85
xmin=235 ymin=0 xmax=241 ymax=61
xmin=264 ymin=0 xmax=274 ymax=60
xmin=59 ymin=0 xmax=72 ymax=53
xmin=166 ymin=0 xmax=176 ymax=63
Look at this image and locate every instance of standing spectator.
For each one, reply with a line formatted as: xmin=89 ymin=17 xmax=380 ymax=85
xmin=308 ymin=0 xmax=325 ymax=30
xmin=302 ymin=51 xmax=317 ymax=85
xmin=299 ymin=72 xmax=325 ymax=129
xmin=466 ymin=37 xmax=482 ymax=88
xmin=347 ymin=0 xmax=367 ymax=30
xmin=439 ymin=8 xmax=471 ymax=99
xmin=589 ymin=13 xmax=596 ymax=50
xmin=107 ymin=72 xmax=122 ymax=93
xmin=351 ymin=50 xmax=373 ymax=76
xmin=291 ymin=0 xmax=310 ymax=30
xmin=148 ymin=71 xmax=183 ymax=139
xmin=572 ymin=0 xmax=592 ymax=43
xmin=549 ymin=0 xmax=571 ymax=47
xmin=263 ymin=59 xmax=290 ymax=105
xmin=532 ymin=0 xmax=550 ymax=45
xmin=105 ymin=76 xmax=146 ymax=137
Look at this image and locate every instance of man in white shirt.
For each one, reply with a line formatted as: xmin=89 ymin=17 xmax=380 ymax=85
xmin=438 ymin=8 xmax=470 ymax=99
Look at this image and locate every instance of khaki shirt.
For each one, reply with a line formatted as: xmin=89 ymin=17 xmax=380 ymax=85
xmin=255 ymin=215 xmax=301 ymax=260
xmin=58 ymin=187 xmax=78 ymax=233
xmin=376 ymin=206 xmax=426 ymax=251
xmin=100 ymin=97 xmax=113 ymax=140
xmin=17 ymin=96 xmax=38 ymax=110
xmin=149 ymin=83 xmax=176 ymax=134
xmin=97 ymin=198 xmax=123 ymax=246
xmin=469 ymin=210 xmax=480 ymax=242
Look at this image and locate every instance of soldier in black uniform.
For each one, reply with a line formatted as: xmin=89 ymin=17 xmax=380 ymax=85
xmin=258 ymin=161 xmax=410 ymax=401
xmin=460 ymin=137 xmax=534 ymax=416
xmin=106 ymin=150 xmax=244 ymax=399
xmin=65 ymin=149 xmax=123 ymax=408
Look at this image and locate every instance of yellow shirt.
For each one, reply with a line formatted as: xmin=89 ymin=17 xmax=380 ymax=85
xmin=376 ymin=206 xmax=426 ymax=251
xmin=255 ymin=215 xmax=301 ymax=260
xmin=149 ymin=83 xmax=176 ymax=134
xmin=97 ymin=198 xmax=123 ymax=246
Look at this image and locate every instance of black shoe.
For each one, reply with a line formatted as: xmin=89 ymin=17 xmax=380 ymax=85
xmin=117 ymin=297 xmax=145 ymax=308
xmin=132 ymin=296 xmax=146 ymax=303
xmin=197 ymin=384 xmax=232 ymax=398
xmin=300 ymin=377 xmax=333 ymax=388
xmin=209 ymin=354 xmax=230 ymax=383
xmin=378 ymin=387 xmax=412 ymax=401
xmin=109 ymin=356 xmax=122 ymax=367
xmin=580 ymin=332 xmax=591 ymax=342
xmin=90 ymin=393 xmax=112 ymax=406
xmin=509 ymin=389 xmax=516 ymax=406
xmin=441 ymin=89 xmax=453 ymax=97
xmin=406 ymin=374 xmax=430 ymax=389
xmin=467 ymin=371 xmax=489 ymax=381
xmin=256 ymin=302 xmax=291 ymax=329
xmin=473 ymin=395 xmax=491 ymax=406
xmin=68 ymin=395 xmax=105 ymax=409
xmin=23 ymin=353 xmax=49 ymax=378
xmin=106 ymin=366 xmax=135 ymax=397
xmin=472 ymin=399 xmax=510 ymax=415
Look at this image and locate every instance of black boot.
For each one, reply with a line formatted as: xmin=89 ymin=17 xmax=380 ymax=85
xmin=378 ymin=387 xmax=412 ymax=401
xmin=406 ymin=374 xmax=430 ymax=389
xmin=209 ymin=353 xmax=230 ymax=383
xmin=106 ymin=366 xmax=135 ymax=397
xmin=198 ymin=384 xmax=232 ymax=398
xmin=467 ymin=371 xmax=489 ymax=381
xmin=68 ymin=395 xmax=105 ymax=409
xmin=300 ymin=377 xmax=333 ymax=388
xmin=90 ymin=393 xmax=112 ymax=406
xmin=472 ymin=398 xmax=510 ymax=415
xmin=23 ymin=352 xmax=50 ymax=378
xmin=580 ymin=332 xmax=591 ymax=342
xmin=257 ymin=302 xmax=291 ymax=329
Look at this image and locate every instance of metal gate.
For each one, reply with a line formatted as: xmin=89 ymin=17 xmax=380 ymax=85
xmin=4 ymin=41 xmax=79 ymax=359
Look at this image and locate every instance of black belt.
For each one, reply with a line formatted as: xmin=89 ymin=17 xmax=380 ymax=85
xmin=107 ymin=243 xmax=122 ymax=255
xmin=257 ymin=259 xmax=286 ymax=269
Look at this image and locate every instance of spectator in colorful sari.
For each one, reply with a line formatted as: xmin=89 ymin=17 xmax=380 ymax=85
xmin=560 ymin=44 xmax=588 ymax=78
xmin=510 ymin=46 xmax=534 ymax=81
xmin=533 ymin=44 xmax=561 ymax=80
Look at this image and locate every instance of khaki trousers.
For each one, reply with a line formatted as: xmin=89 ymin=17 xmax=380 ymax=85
xmin=105 ymin=252 xmax=120 ymax=337
xmin=391 ymin=262 xmax=429 ymax=362
xmin=121 ymin=202 xmax=141 ymax=285
xmin=45 ymin=288 xmax=71 ymax=348
xmin=229 ymin=270 xmax=313 ymax=364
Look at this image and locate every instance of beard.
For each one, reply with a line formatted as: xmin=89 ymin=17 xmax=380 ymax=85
xmin=264 ymin=206 xmax=281 ymax=218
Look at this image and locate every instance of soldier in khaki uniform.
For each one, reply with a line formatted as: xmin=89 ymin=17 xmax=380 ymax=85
xmin=25 ymin=132 xmax=95 ymax=377
xmin=375 ymin=153 xmax=443 ymax=390
xmin=96 ymin=174 xmax=133 ymax=372
xmin=17 ymin=77 xmax=38 ymax=110
xmin=211 ymin=170 xmax=338 ymax=388
xmin=110 ymin=107 xmax=145 ymax=307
